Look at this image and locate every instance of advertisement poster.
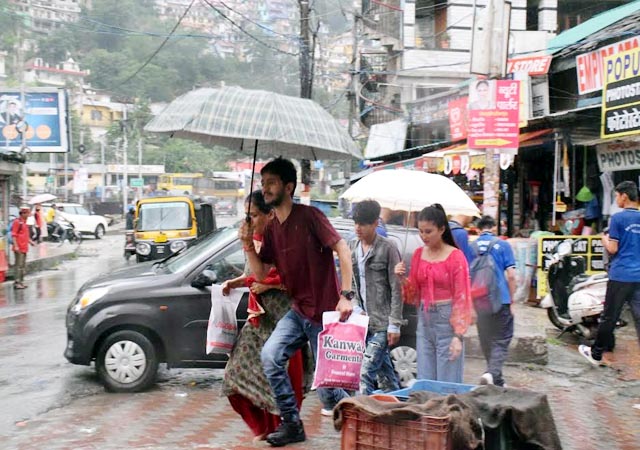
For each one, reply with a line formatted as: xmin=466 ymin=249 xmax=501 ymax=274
xmin=448 ymin=97 xmax=468 ymax=142
xmin=468 ymin=80 xmax=520 ymax=149
xmin=0 ymin=89 xmax=68 ymax=153
xmin=601 ymin=47 xmax=640 ymax=139
xmin=535 ymin=236 xmax=605 ymax=298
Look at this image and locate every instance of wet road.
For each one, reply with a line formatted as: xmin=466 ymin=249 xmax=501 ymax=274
xmin=1 ymin=216 xmax=639 ymax=449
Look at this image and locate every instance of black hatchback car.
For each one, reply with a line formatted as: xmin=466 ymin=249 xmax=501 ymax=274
xmin=65 ymin=220 xmax=422 ymax=392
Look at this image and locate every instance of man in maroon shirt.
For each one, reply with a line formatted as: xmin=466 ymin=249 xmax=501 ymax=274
xmin=11 ymin=206 xmax=35 ymax=289
xmin=240 ymin=157 xmax=354 ymax=447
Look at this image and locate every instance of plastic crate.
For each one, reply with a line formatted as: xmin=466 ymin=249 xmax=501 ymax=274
xmin=341 ymin=404 xmax=452 ymax=450
xmin=387 ymin=379 xmax=476 ymax=401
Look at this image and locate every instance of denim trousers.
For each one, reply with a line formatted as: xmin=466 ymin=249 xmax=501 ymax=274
xmin=359 ymin=330 xmax=400 ymax=395
xmin=261 ymin=309 xmax=350 ymax=421
xmin=416 ymin=302 xmax=464 ymax=383
xmin=476 ymin=304 xmax=514 ymax=386
xmin=592 ymin=281 xmax=640 ymax=360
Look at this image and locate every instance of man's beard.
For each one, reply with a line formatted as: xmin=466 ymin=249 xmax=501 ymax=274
xmin=265 ymin=189 xmax=286 ymax=207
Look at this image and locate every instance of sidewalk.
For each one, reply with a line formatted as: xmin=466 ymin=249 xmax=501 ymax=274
xmin=4 ymin=240 xmax=79 ymax=281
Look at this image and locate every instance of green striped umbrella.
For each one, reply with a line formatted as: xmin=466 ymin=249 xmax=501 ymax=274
xmin=145 ymin=86 xmax=362 ymax=161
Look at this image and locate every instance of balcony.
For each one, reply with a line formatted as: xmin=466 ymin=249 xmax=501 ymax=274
xmin=361 ymin=0 xmax=403 ymax=49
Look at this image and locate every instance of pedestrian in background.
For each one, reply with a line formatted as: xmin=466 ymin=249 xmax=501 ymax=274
xmin=239 ymin=157 xmax=353 ymax=447
xmin=449 ymin=214 xmax=475 ymax=264
xmin=472 ymin=215 xmax=516 ymax=387
xmin=580 ymin=181 xmax=640 ymax=365
xmin=125 ymin=205 xmax=135 ymax=230
xmin=349 ymin=200 xmax=403 ymax=395
xmin=32 ymin=204 xmax=44 ymax=243
xmin=394 ymin=204 xmax=472 ymax=383
xmin=12 ymin=206 xmax=35 ymax=289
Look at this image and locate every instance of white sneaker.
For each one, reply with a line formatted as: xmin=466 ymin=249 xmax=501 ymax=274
xmin=578 ymin=345 xmax=602 ymax=366
xmin=479 ymin=373 xmax=494 ymax=385
xmin=320 ymin=408 xmax=333 ymax=417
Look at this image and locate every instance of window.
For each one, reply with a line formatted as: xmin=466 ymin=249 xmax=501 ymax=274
xmin=205 ymin=241 xmax=246 ymax=283
xmin=75 ymin=206 xmax=90 ymax=216
xmin=90 ymin=109 xmax=102 ymax=121
xmin=138 ymin=202 xmax=191 ymax=231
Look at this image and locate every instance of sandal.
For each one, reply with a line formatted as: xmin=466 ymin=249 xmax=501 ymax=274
xmin=14 ymin=283 xmax=26 ymax=290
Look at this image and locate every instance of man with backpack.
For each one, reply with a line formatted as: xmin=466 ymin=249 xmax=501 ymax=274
xmin=449 ymin=214 xmax=475 ymax=264
xmin=470 ymin=215 xmax=516 ymax=387
xmin=11 ymin=206 xmax=35 ymax=289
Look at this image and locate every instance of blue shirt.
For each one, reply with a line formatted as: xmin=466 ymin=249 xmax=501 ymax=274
xmin=449 ymin=221 xmax=476 ymax=264
xmin=474 ymin=232 xmax=516 ymax=304
xmin=608 ymin=208 xmax=640 ymax=282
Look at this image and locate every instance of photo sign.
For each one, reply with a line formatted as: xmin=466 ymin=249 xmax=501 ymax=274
xmin=468 ymin=80 xmax=520 ymax=149
xmin=601 ymin=47 xmax=640 ymax=139
xmin=0 ymin=89 xmax=68 ymax=153
xmin=536 ymin=236 xmax=605 ymax=298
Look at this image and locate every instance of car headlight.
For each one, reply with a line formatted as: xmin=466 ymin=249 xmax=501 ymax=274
xmin=136 ymin=242 xmax=151 ymax=255
xmin=71 ymin=287 xmax=109 ymax=314
xmin=170 ymin=240 xmax=187 ymax=252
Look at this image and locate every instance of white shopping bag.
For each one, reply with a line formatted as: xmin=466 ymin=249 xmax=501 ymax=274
xmin=206 ymin=285 xmax=244 ymax=354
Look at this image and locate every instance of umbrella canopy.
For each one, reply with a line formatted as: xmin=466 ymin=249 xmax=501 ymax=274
xmin=28 ymin=193 xmax=56 ymax=205
xmin=340 ymin=169 xmax=480 ymax=217
xmin=144 ymin=86 xmax=362 ymax=160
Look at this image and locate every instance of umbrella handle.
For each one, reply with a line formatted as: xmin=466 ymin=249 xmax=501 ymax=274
xmin=246 ymin=140 xmax=258 ymax=223
xmin=402 ymin=209 xmax=410 ymax=255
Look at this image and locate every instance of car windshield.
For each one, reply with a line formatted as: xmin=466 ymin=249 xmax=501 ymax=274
xmin=138 ymin=202 xmax=191 ymax=231
xmin=164 ymin=226 xmax=238 ymax=273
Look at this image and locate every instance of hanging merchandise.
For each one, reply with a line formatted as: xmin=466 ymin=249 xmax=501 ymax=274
xmin=562 ymin=141 xmax=571 ymax=197
xmin=576 ymin=147 xmax=594 ymax=202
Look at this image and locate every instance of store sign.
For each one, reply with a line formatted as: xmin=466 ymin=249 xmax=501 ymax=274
xmin=536 ymin=236 xmax=605 ymax=298
xmin=73 ymin=168 xmax=89 ymax=194
xmin=506 ymin=55 xmax=552 ymax=76
xmin=601 ymin=47 xmax=640 ymax=139
xmin=531 ymin=76 xmax=550 ymax=118
xmin=576 ymin=36 xmax=640 ymax=95
xmin=596 ymin=140 xmax=640 ymax=171
xmin=410 ymin=96 xmax=450 ymax=125
xmin=468 ymin=80 xmax=520 ymax=149
xmin=448 ymin=97 xmax=468 ymax=141
xmin=0 ymin=89 xmax=68 ymax=153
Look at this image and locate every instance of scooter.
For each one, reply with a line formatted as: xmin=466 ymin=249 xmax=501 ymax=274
xmin=47 ymin=219 xmax=82 ymax=245
xmin=540 ymin=240 xmax=608 ymax=339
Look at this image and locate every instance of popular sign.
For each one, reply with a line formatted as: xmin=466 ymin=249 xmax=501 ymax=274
xmin=596 ymin=140 xmax=640 ymax=171
xmin=536 ymin=236 xmax=605 ymax=298
xmin=576 ymin=36 xmax=640 ymax=95
xmin=468 ymin=80 xmax=520 ymax=149
xmin=0 ymin=89 xmax=68 ymax=153
xmin=601 ymin=47 xmax=640 ymax=139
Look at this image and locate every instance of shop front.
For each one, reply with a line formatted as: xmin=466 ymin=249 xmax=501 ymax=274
xmin=0 ymin=159 xmax=22 ymax=281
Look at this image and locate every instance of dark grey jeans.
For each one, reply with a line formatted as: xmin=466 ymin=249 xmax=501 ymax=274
xmin=14 ymin=251 xmax=26 ymax=283
xmin=476 ymin=304 xmax=514 ymax=386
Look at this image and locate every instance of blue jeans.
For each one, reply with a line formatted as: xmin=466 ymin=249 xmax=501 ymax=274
xmin=416 ymin=302 xmax=464 ymax=383
xmin=476 ymin=304 xmax=514 ymax=386
xmin=360 ymin=331 xmax=400 ymax=395
xmin=261 ymin=309 xmax=350 ymax=421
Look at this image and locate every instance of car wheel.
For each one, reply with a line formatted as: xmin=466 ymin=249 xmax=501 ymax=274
xmin=94 ymin=224 xmax=106 ymax=239
xmin=96 ymin=330 xmax=158 ymax=393
xmin=390 ymin=345 xmax=418 ymax=388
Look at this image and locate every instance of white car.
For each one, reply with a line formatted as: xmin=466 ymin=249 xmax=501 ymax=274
xmin=45 ymin=203 xmax=109 ymax=239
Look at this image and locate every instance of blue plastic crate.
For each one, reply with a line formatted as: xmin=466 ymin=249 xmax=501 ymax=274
xmin=388 ymin=379 xmax=476 ymax=401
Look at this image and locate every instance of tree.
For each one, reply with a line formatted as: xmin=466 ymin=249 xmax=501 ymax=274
xmin=144 ymin=138 xmax=234 ymax=173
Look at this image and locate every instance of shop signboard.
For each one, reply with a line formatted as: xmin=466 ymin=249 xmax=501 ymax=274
xmin=0 ymin=89 xmax=68 ymax=153
xmin=447 ymin=97 xmax=468 ymax=141
xmin=576 ymin=36 xmax=640 ymax=95
xmin=536 ymin=235 xmax=605 ymax=298
xmin=468 ymin=80 xmax=520 ymax=149
xmin=596 ymin=140 xmax=640 ymax=171
xmin=601 ymin=47 xmax=640 ymax=139
xmin=506 ymin=55 xmax=552 ymax=76
xmin=531 ymin=76 xmax=550 ymax=118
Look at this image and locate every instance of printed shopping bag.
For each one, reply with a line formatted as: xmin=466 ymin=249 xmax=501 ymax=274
xmin=312 ymin=311 xmax=369 ymax=391
xmin=206 ymin=285 xmax=244 ymax=354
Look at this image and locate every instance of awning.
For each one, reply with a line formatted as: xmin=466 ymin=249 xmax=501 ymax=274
xmin=364 ymin=119 xmax=409 ymax=159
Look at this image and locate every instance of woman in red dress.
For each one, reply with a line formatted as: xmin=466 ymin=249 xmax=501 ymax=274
xmin=395 ymin=204 xmax=472 ymax=383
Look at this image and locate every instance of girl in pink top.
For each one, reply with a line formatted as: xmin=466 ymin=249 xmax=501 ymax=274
xmin=395 ymin=204 xmax=472 ymax=383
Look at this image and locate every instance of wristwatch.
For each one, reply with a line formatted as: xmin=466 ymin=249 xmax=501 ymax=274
xmin=340 ymin=290 xmax=355 ymax=300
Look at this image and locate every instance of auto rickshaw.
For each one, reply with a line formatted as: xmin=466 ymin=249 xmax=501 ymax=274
xmin=131 ymin=196 xmax=216 ymax=263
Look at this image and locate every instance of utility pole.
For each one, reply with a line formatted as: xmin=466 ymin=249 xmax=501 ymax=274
xmin=100 ymin=139 xmax=106 ymax=202
xmin=138 ymin=137 xmax=143 ymax=200
xmin=78 ymin=130 xmax=84 ymax=205
xmin=299 ymin=0 xmax=312 ymax=99
xmin=122 ymin=108 xmax=128 ymax=215
xmin=345 ymin=11 xmax=361 ymax=195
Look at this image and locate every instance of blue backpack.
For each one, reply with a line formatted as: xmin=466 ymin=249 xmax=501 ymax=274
xmin=469 ymin=237 xmax=502 ymax=314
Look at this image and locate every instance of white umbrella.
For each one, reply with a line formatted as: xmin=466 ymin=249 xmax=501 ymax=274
xmin=28 ymin=193 xmax=57 ymax=205
xmin=340 ymin=169 xmax=480 ymax=217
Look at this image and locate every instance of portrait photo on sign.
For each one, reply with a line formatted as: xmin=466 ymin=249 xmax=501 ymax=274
xmin=468 ymin=80 xmax=496 ymax=110
xmin=0 ymin=97 xmax=23 ymax=125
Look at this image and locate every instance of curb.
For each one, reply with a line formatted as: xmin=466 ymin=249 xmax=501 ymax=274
xmin=5 ymin=247 xmax=78 ymax=280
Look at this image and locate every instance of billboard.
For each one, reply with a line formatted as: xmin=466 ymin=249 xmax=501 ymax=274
xmin=447 ymin=97 xmax=468 ymax=142
xmin=0 ymin=89 xmax=68 ymax=153
xmin=468 ymin=80 xmax=520 ymax=149
xmin=601 ymin=47 xmax=640 ymax=139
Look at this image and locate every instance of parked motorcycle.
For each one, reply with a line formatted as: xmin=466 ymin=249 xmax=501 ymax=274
xmin=46 ymin=219 xmax=83 ymax=245
xmin=540 ymin=240 xmax=608 ymax=339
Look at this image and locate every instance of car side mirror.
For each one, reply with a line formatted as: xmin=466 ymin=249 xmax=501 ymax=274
xmin=190 ymin=269 xmax=217 ymax=289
